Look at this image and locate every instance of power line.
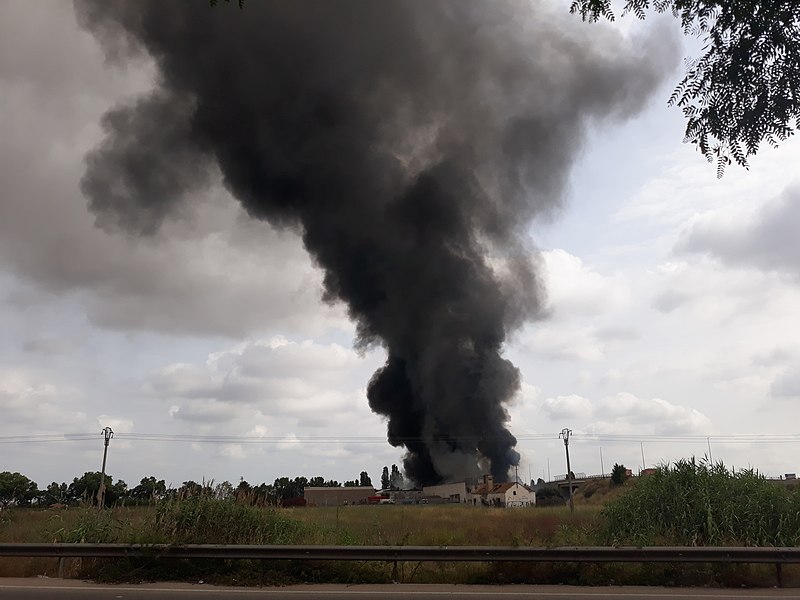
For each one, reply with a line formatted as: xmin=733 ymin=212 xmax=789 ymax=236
xmin=0 ymin=432 xmax=558 ymax=445
xmin=4 ymin=430 xmax=800 ymax=445
xmin=0 ymin=434 xmax=98 ymax=444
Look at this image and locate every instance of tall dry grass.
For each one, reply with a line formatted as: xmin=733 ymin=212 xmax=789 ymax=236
xmin=290 ymin=504 xmax=598 ymax=546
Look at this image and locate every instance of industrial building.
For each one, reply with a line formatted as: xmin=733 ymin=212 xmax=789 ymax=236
xmin=303 ymin=486 xmax=375 ymax=506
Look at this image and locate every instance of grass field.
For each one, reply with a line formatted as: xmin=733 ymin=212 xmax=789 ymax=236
xmin=0 ymin=501 xmax=796 ymax=586
xmin=2 ymin=465 xmax=798 ymax=586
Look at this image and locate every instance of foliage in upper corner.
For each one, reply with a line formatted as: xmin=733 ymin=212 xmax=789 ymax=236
xmin=569 ymin=0 xmax=800 ymax=177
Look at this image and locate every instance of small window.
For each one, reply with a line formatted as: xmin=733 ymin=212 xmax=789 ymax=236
xmin=513 ymin=490 xmax=516 ymax=495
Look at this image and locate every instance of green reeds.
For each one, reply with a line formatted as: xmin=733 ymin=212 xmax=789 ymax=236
xmin=152 ymin=495 xmax=304 ymax=544
xmin=602 ymin=457 xmax=800 ymax=546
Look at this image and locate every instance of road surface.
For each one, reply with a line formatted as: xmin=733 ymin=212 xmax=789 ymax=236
xmin=1 ymin=580 xmax=799 ymax=599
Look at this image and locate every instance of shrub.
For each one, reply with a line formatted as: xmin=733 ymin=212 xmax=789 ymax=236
xmin=153 ymin=496 xmax=303 ymax=544
xmin=603 ymin=457 xmax=800 ymax=546
xmin=611 ymin=463 xmax=627 ymax=486
xmin=534 ymin=486 xmax=565 ymax=507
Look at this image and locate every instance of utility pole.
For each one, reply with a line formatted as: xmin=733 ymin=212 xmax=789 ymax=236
xmin=640 ymin=441 xmax=646 ymax=473
xmin=600 ymin=446 xmax=605 ymax=476
xmin=97 ymin=427 xmax=114 ymax=510
xmin=707 ymin=437 xmax=713 ymax=463
xmin=559 ymin=428 xmax=574 ymax=513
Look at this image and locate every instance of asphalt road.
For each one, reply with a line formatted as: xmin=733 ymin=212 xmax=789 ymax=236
xmin=1 ymin=580 xmax=800 ymax=600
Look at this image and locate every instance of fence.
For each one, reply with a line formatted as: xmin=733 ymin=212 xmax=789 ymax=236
xmin=2 ymin=544 xmax=799 ymax=586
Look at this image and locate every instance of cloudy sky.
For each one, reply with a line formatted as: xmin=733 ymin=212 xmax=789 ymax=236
xmin=2 ymin=1 xmax=799 ymax=490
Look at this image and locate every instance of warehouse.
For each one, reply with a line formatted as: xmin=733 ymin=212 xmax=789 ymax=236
xmin=303 ymin=486 xmax=375 ymax=506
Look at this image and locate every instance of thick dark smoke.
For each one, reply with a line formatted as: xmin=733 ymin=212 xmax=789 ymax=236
xmin=74 ymin=0 xmax=674 ymax=485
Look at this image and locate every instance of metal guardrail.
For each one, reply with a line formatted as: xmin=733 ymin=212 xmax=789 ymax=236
xmin=2 ymin=544 xmax=800 ymax=563
xmin=2 ymin=544 xmax=798 ymax=585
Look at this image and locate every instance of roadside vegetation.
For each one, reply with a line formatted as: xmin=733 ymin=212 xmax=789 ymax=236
xmin=603 ymin=458 xmax=800 ymax=547
xmin=1 ymin=458 xmax=798 ymax=586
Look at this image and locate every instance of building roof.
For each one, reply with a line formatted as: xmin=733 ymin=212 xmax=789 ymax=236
xmin=304 ymin=487 xmax=375 ymax=492
xmin=471 ymin=482 xmax=521 ymax=495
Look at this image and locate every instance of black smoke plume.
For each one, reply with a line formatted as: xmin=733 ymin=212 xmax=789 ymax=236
xmin=74 ymin=0 xmax=673 ymax=484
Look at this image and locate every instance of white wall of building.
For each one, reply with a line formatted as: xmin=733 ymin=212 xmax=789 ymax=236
xmin=422 ymin=481 xmax=468 ymax=503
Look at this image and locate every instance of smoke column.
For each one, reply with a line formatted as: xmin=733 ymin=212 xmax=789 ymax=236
xmin=74 ymin=0 xmax=673 ymax=485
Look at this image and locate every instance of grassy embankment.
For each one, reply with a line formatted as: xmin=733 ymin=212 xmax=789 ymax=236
xmin=1 ymin=459 xmax=798 ymax=586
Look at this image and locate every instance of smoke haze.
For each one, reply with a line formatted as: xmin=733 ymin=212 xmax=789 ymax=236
xmin=74 ymin=0 xmax=674 ymax=484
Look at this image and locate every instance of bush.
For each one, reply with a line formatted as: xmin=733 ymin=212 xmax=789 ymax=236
xmin=534 ymin=486 xmax=565 ymax=507
xmin=603 ymin=457 xmax=800 ymax=546
xmin=611 ymin=464 xmax=627 ymax=486
xmin=153 ymin=496 xmax=304 ymax=544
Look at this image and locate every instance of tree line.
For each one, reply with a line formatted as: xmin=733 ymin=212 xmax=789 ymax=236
xmin=0 ymin=464 xmax=406 ymax=508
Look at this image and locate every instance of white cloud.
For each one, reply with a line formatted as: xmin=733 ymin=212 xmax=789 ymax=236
xmin=220 ymin=444 xmax=246 ymax=459
xmin=0 ymin=372 xmax=91 ymax=431
xmin=595 ymin=393 xmax=712 ymax=435
xmin=537 ymin=391 xmax=711 ymax=437
xmin=542 ymin=249 xmax=629 ymax=318
xmin=614 ymin=138 xmax=800 ymax=229
xmin=147 ymin=337 xmax=383 ymax=427
xmin=96 ymin=415 xmax=133 ymax=434
xmin=542 ymin=394 xmax=594 ymax=419
xmin=147 ymin=364 xmax=217 ymax=400
xmin=521 ymin=323 xmax=605 ymax=362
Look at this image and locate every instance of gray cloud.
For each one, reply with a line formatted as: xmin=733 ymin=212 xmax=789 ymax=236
xmin=651 ymin=289 xmax=691 ymax=313
xmin=21 ymin=338 xmax=73 ymax=356
xmin=678 ymin=185 xmax=800 ymax=279
xmin=772 ymin=370 xmax=800 ymax=399
xmin=0 ymin=1 xmax=348 ymax=338
xmin=169 ymin=399 xmax=246 ymax=424
xmin=595 ymin=325 xmax=640 ymax=342
xmin=752 ymin=348 xmax=795 ymax=368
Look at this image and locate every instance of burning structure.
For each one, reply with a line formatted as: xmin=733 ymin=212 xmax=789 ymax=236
xmin=74 ymin=1 xmax=673 ymax=485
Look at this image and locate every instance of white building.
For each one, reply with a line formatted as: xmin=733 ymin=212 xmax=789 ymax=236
xmin=468 ymin=475 xmax=535 ymax=507
xmin=422 ymin=475 xmax=535 ymax=507
xmin=421 ymin=481 xmax=469 ymax=503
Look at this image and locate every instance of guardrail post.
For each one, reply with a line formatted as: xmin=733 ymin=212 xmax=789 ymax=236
xmin=776 ymin=562 xmax=783 ymax=588
xmin=57 ymin=557 xmax=65 ymax=579
xmin=392 ymin=560 xmax=399 ymax=582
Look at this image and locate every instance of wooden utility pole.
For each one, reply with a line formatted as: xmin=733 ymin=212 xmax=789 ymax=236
xmin=559 ymin=428 xmax=574 ymax=513
xmin=97 ymin=427 xmax=114 ymax=510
